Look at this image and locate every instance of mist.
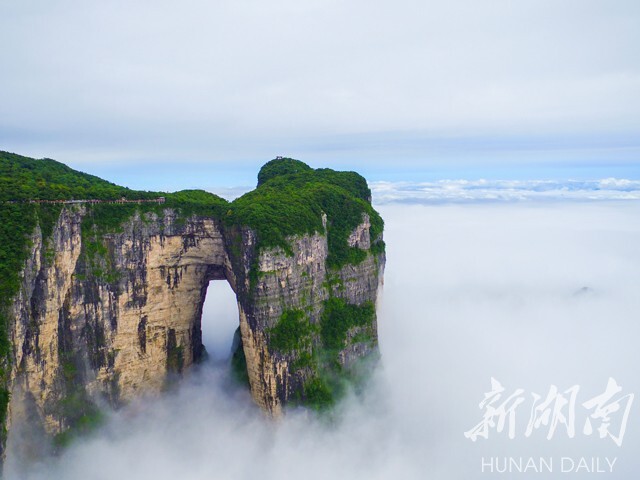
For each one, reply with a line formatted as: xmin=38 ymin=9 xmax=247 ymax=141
xmin=7 ymin=200 xmax=640 ymax=479
xmin=200 ymin=280 xmax=239 ymax=361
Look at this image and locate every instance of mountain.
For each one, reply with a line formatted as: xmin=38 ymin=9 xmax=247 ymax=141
xmin=0 ymin=151 xmax=385 ymax=463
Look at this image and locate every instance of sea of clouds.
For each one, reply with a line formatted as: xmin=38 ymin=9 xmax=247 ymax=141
xmin=371 ymin=178 xmax=640 ymax=203
xmin=6 ymin=188 xmax=640 ymax=479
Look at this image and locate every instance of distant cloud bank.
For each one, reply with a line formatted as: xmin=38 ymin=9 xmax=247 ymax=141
xmin=371 ymin=178 xmax=640 ymax=204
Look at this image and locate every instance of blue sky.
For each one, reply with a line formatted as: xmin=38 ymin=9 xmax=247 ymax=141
xmin=1 ymin=0 xmax=638 ymax=191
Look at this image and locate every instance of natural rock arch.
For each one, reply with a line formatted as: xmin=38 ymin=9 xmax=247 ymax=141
xmin=2 ymin=155 xmax=385 ymax=464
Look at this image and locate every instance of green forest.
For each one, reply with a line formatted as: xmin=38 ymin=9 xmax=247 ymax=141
xmin=1 ymin=152 xmax=384 ymax=269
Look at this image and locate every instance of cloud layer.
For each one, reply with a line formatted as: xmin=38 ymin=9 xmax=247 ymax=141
xmin=1 ymin=0 xmax=638 ymax=169
xmin=371 ymin=178 xmax=640 ymax=204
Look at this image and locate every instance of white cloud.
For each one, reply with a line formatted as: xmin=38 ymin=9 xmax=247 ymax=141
xmin=0 ymin=0 xmax=638 ymax=165
xmin=371 ymin=179 xmax=640 ymax=204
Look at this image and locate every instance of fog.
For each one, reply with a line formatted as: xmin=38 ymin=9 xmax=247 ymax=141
xmin=7 ymin=200 xmax=640 ymax=479
xmin=201 ymin=280 xmax=240 ymax=361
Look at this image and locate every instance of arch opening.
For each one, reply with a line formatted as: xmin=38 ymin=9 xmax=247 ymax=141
xmin=199 ymin=279 xmax=239 ymax=362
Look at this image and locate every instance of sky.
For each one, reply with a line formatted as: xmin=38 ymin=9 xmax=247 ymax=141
xmin=1 ymin=0 xmax=639 ymax=190
xmin=7 ymin=200 xmax=640 ymax=479
xmin=3 ymin=5 xmax=639 ymax=475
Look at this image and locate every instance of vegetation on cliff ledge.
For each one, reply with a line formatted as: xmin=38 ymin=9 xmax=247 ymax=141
xmin=291 ymin=298 xmax=376 ymax=411
xmin=320 ymin=298 xmax=375 ymax=352
xmin=267 ymin=309 xmax=316 ymax=353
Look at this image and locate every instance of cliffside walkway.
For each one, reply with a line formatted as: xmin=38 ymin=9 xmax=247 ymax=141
xmin=2 ymin=197 xmax=166 ymax=205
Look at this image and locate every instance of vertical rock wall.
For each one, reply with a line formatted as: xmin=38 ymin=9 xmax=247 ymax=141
xmin=6 ymin=205 xmax=384 ymax=450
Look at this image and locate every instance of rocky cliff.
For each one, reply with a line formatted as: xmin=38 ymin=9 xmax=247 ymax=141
xmin=0 ymin=154 xmax=385 ymax=463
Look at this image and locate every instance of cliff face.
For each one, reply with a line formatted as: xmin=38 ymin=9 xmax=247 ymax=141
xmin=6 ymin=204 xmax=384 ymax=448
xmin=232 ymin=213 xmax=384 ymax=415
